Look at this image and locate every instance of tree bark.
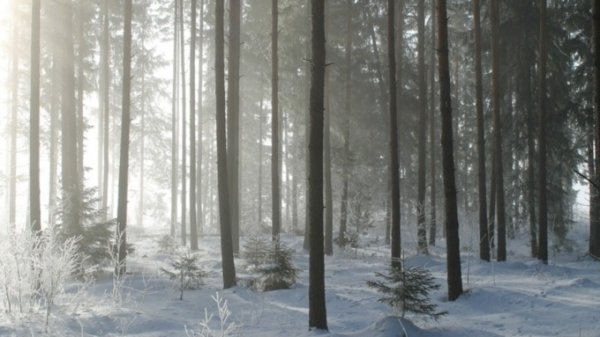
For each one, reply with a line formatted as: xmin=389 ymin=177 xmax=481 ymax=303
xmin=215 ymin=0 xmax=237 ymax=289
xmin=538 ymin=0 xmax=548 ymax=264
xmin=388 ymin=0 xmax=401 ymax=269
xmin=308 ymin=0 xmax=327 ymax=330
xmin=116 ymin=0 xmax=133 ymax=276
xmin=180 ymin=0 xmax=187 ymax=246
xmin=491 ymin=0 xmax=506 ymax=262
xmin=190 ymin=0 xmax=198 ymax=251
xmin=101 ymin=0 xmax=110 ymax=222
xmin=197 ymin=0 xmax=205 ymax=236
xmin=591 ymin=0 xmax=600 ymax=259
xmin=30 ymin=0 xmax=41 ymax=232
xmin=228 ymin=0 xmax=241 ymax=253
xmin=473 ymin=0 xmax=489 ymax=261
xmin=437 ymin=0 xmax=463 ymax=301
xmin=428 ymin=0 xmax=437 ymax=247
xmin=323 ymin=1 xmax=333 ymax=256
xmin=272 ymin=0 xmax=281 ymax=241
xmin=339 ymin=0 xmax=352 ymax=248
xmin=171 ymin=0 xmax=179 ymax=237
xmin=416 ymin=0 xmax=428 ymax=255
xmin=9 ymin=8 xmax=17 ymax=229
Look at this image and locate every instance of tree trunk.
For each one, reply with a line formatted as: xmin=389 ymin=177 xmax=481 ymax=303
xmin=537 ymin=0 xmax=548 ymax=264
xmin=272 ymin=0 xmax=281 ymax=241
xmin=339 ymin=0 xmax=352 ymax=248
xmin=437 ymin=0 xmax=463 ymax=301
xmin=416 ymin=0 xmax=428 ymax=255
xmin=215 ymin=0 xmax=237 ymax=289
xmin=60 ymin=0 xmax=81 ymax=238
xmin=591 ymin=0 xmax=600 ymax=259
xmin=190 ymin=0 xmax=198 ymax=251
xmin=258 ymin=98 xmax=264 ymax=227
xmin=171 ymin=0 xmax=179 ymax=237
xmin=138 ymin=13 xmax=147 ymax=228
xmin=116 ymin=0 xmax=133 ymax=277
xmin=491 ymin=0 xmax=506 ymax=262
xmin=473 ymin=0 xmax=489 ymax=261
xmin=323 ymin=1 xmax=333 ymax=256
xmin=49 ymin=55 xmax=59 ymax=227
xmin=30 ymin=0 xmax=41 ymax=232
xmin=180 ymin=0 xmax=187 ymax=246
xmin=197 ymin=0 xmax=205 ymax=236
xmin=308 ymin=0 xmax=327 ymax=330
xmin=101 ymin=0 xmax=110 ymax=221
xmin=76 ymin=4 xmax=85 ymax=192
xmin=388 ymin=0 xmax=401 ymax=269
xmin=228 ymin=0 xmax=241 ymax=253
xmin=9 ymin=13 xmax=18 ymax=229
xmin=428 ymin=0 xmax=437 ymax=247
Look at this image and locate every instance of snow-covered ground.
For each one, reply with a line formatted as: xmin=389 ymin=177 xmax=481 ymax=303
xmin=1 ymin=224 xmax=599 ymax=337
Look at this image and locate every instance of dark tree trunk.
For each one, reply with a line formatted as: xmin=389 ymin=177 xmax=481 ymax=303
xmin=416 ymin=0 xmax=428 ymax=255
xmin=473 ymin=0 xmax=489 ymax=261
xmin=323 ymin=1 xmax=333 ymax=256
xmin=523 ymin=35 xmax=537 ymax=258
xmin=190 ymin=0 xmax=198 ymax=251
xmin=388 ymin=0 xmax=401 ymax=268
xmin=308 ymin=0 xmax=327 ymax=330
xmin=116 ymin=0 xmax=133 ymax=277
xmin=491 ymin=0 xmax=506 ymax=262
xmin=538 ymin=0 xmax=548 ymax=264
xmin=228 ymin=0 xmax=241 ymax=253
xmin=339 ymin=0 xmax=352 ymax=248
xmin=272 ymin=0 xmax=281 ymax=241
xmin=215 ymin=0 xmax=237 ymax=289
xmin=591 ymin=0 xmax=600 ymax=259
xmin=428 ymin=0 xmax=437 ymax=247
xmin=30 ymin=0 xmax=41 ymax=232
xmin=437 ymin=0 xmax=463 ymax=301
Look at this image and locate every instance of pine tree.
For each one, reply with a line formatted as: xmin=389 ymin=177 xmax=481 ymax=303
xmin=30 ymin=0 xmax=41 ymax=232
xmin=272 ymin=0 xmax=281 ymax=241
xmin=538 ymin=0 xmax=549 ymax=264
xmin=228 ymin=0 xmax=241 ymax=253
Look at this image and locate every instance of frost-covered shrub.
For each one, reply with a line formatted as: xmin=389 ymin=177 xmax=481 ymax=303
xmin=0 ymin=228 xmax=81 ymax=328
xmin=243 ymin=235 xmax=271 ymax=268
xmin=186 ymin=292 xmax=237 ymax=337
xmin=367 ymin=264 xmax=446 ymax=320
xmin=161 ymin=250 xmax=207 ymax=300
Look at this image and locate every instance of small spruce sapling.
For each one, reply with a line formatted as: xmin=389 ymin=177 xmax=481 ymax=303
xmin=255 ymin=242 xmax=299 ymax=291
xmin=161 ymin=250 xmax=207 ymax=300
xmin=367 ymin=262 xmax=446 ymax=320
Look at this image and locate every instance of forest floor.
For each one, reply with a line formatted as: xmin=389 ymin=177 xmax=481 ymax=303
xmin=1 ymin=223 xmax=599 ymax=337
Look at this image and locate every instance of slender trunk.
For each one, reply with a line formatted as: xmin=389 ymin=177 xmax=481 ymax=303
xmin=228 ymin=0 xmax=241 ymax=253
xmin=438 ymin=0 xmax=463 ymax=301
xmin=139 ymin=15 xmax=147 ymax=228
xmin=30 ymin=0 xmax=41 ymax=232
xmin=197 ymin=0 xmax=204 ymax=236
xmin=60 ymin=0 xmax=81 ymax=237
xmin=537 ymin=0 xmax=548 ymax=264
xmin=428 ymin=0 xmax=437 ymax=247
xmin=190 ymin=0 xmax=198 ymax=251
xmin=272 ymin=0 xmax=281 ymax=241
xmin=473 ymin=0 xmax=489 ymax=261
xmin=49 ymin=56 xmax=59 ymax=227
xmin=216 ymin=0 xmax=236 ymax=289
xmin=171 ymin=0 xmax=179 ymax=236
xmin=324 ymin=52 xmax=333 ymax=256
xmin=590 ymin=0 xmax=600 ymax=259
xmin=491 ymin=0 xmax=506 ymax=261
xmin=388 ymin=0 xmax=401 ymax=268
xmin=258 ymin=98 xmax=264 ymax=227
xmin=116 ymin=0 xmax=133 ymax=276
xmin=9 ymin=17 xmax=18 ymax=230
xmin=180 ymin=0 xmax=187 ymax=246
xmin=76 ymin=4 xmax=85 ymax=192
xmin=101 ymin=0 xmax=110 ymax=220
xmin=339 ymin=0 xmax=352 ymax=248
xmin=416 ymin=0 xmax=428 ymax=255
xmin=308 ymin=0 xmax=327 ymax=329
xmin=303 ymin=1 xmax=312 ymax=252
